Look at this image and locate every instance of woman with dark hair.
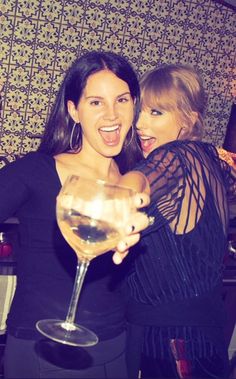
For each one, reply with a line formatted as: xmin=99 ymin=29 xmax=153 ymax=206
xmin=123 ymin=64 xmax=236 ymax=378
xmin=39 ymin=50 xmax=142 ymax=173
xmin=0 ymin=51 xmax=149 ymax=378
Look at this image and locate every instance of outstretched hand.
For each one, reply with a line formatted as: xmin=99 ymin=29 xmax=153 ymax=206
xmin=112 ymin=192 xmax=150 ymax=264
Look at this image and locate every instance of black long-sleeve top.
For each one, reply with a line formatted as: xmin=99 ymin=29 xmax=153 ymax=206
xmin=0 ymin=152 xmax=127 ymax=340
xmin=126 ymin=140 xmax=235 ymax=359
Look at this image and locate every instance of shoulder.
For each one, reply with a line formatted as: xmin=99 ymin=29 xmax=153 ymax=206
xmin=19 ymin=151 xmax=52 ymax=163
xmin=13 ymin=151 xmax=52 ymax=165
xmin=134 ymin=140 xmax=217 ymax=177
xmin=134 ymin=141 xmax=186 ymax=173
xmin=1 ymin=151 xmax=55 ymax=176
xmin=153 ymin=140 xmax=218 ymax=163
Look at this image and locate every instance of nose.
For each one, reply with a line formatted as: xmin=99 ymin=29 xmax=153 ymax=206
xmin=103 ymin=103 xmax=118 ymax=120
xmin=136 ymin=112 xmax=146 ymax=130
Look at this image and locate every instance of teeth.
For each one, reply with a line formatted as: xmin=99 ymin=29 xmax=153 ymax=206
xmin=100 ymin=125 xmax=119 ymax=132
xmin=139 ymin=135 xmax=152 ymax=140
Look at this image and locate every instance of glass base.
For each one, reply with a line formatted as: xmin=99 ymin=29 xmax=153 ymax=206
xmin=36 ymin=319 xmax=99 ymax=347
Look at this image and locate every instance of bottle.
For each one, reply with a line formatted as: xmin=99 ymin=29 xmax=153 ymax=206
xmin=0 ymin=232 xmax=13 ymax=257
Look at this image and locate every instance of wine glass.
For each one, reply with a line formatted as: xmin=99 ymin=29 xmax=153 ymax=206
xmin=36 ymin=175 xmax=136 ymax=346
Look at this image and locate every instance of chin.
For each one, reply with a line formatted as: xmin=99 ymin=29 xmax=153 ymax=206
xmin=105 ymin=145 xmax=122 ymax=157
xmin=142 ymin=146 xmax=156 ymax=158
xmin=143 ymin=151 xmax=149 ymax=158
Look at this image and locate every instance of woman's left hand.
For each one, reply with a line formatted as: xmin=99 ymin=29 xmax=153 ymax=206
xmin=112 ymin=192 xmax=150 ymax=264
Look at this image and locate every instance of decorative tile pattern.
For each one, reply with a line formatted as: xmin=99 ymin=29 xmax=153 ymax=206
xmin=0 ymin=0 xmax=235 ymax=161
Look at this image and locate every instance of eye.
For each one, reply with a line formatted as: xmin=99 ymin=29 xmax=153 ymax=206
xmin=150 ymin=108 xmax=163 ymax=116
xmin=117 ymin=94 xmax=132 ymax=103
xmin=90 ymin=100 xmax=102 ymax=106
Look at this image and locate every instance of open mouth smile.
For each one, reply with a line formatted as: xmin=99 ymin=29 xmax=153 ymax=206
xmin=99 ymin=124 xmax=121 ymax=146
xmin=138 ymin=134 xmax=156 ymax=153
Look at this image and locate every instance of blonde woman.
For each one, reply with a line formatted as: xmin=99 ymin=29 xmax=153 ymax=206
xmin=125 ymin=64 xmax=236 ymax=378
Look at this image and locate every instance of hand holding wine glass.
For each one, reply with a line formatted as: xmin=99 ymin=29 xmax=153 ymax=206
xmin=36 ymin=175 xmax=137 ymax=346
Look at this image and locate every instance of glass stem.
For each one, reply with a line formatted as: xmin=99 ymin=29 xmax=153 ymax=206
xmin=65 ymin=260 xmax=89 ymax=324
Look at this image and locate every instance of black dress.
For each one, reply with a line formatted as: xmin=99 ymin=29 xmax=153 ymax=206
xmin=126 ymin=140 xmax=235 ymax=378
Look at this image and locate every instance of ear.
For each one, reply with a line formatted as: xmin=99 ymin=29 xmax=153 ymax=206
xmin=67 ymin=100 xmax=80 ymax=123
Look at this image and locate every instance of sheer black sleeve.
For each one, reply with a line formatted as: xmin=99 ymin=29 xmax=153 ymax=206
xmin=134 ymin=141 xmax=230 ymax=236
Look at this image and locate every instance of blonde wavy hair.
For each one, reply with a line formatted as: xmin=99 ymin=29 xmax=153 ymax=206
xmin=139 ymin=64 xmax=207 ymax=140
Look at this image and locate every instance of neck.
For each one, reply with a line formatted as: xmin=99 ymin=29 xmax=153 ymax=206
xmin=57 ymin=151 xmax=121 ymax=184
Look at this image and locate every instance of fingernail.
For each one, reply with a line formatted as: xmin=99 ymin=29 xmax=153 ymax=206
xmin=126 ymin=225 xmax=135 ymax=234
xmin=118 ymin=241 xmax=128 ymax=252
xmin=113 ymin=253 xmax=122 ymax=265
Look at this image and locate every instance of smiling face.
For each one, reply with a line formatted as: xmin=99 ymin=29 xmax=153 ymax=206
xmin=136 ymin=65 xmax=204 ymax=158
xmin=67 ymin=69 xmax=134 ymax=158
xmin=137 ymin=105 xmax=182 ymax=158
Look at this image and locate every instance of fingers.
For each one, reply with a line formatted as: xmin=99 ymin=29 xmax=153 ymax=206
xmin=120 ymin=233 xmax=140 ymax=250
xmin=112 ymin=233 xmax=140 ymax=265
xmin=112 ymin=250 xmax=129 ymax=265
xmin=112 ymin=208 xmax=151 ymax=265
xmin=134 ymin=192 xmax=150 ymax=209
xmin=126 ymin=211 xmax=150 ymax=234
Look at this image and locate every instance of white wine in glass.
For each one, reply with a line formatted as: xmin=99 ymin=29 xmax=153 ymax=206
xmin=36 ymin=175 xmax=136 ymax=346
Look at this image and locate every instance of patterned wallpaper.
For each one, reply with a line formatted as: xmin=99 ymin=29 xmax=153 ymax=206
xmin=0 ymin=0 xmax=235 ymax=163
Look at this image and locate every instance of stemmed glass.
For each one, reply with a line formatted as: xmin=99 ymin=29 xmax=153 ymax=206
xmin=36 ymin=175 xmax=136 ymax=346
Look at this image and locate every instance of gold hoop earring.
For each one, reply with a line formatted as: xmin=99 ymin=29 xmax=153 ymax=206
xmin=125 ymin=125 xmax=135 ymax=147
xmin=69 ymin=122 xmax=81 ymax=151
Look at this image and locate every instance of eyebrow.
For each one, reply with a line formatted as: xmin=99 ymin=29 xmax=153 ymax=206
xmin=85 ymin=92 xmax=131 ymax=99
